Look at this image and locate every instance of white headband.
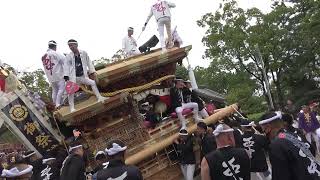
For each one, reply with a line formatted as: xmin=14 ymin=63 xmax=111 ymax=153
xmin=105 ymin=143 xmax=127 ymax=156
xmin=259 ymin=111 xmax=282 ymax=125
xmin=213 ymin=124 xmax=234 ymax=136
xmin=69 ymin=145 xmax=83 ymax=152
xmin=141 ymin=102 xmax=149 ymax=106
xmin=95 ymin=151 xmax=105 ymax=159
xmin=240 ymin=121 xmax=255 ymax=127
xmin=1 ymin=165 xmax=33 ymax=178
xmin=68 ymin=41 xmax=78 ymax=45
xmin=22 ymin=152 xmax=36 ymax=159
xmin=48 ymin=41 xmax=57 ymax=46
xmin=178 ymin=130 xmax=188 ymax=136
xmin=42 ymin=158 xmax=56 ymax=164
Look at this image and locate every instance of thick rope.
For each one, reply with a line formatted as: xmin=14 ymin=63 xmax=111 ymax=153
xmin=80 ymin=75 xmax=175 ymax=97
xmin=52 ymin=115 xmax=69 ymax=155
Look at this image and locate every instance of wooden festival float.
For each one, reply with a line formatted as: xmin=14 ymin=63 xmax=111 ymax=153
xmin=54 ymin=45 xmax=236 ymax=179
xmin=0 ymin=46 xmax=236 ymax=179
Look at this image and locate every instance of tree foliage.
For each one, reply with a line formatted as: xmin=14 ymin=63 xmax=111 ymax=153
xmin=194 ymin=64 xmax=266 ymax=113
xmin=175 ymin=65 xmax=189 ymax=80
xmin=93 ymin=50 xmax=126 ymax=70
xmin=19 ymin=69 xmax=50 ymax=100
xmin=175 ymin=63 xmax=265 ymax=113
xmin=197 ymin=0 xmax=320 ymax=110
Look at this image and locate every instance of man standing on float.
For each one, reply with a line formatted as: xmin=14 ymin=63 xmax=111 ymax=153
xmin=64 ymin=39 xmax=106 ymax=112
xmin=122 ymin=27 xmax=140 ymax=57
xmin=41 ymin=40 xmax=66 ymax=108
xmin=142 ymin=0 xmax=176 ymax=53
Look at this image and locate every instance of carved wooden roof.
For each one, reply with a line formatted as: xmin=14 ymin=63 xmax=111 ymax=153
xmin=97 ymin=46 xmax=191 ymax=88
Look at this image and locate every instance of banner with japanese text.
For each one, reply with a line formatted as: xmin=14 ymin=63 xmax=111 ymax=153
xmin=1 ymin=98 xmax=60 ymax=155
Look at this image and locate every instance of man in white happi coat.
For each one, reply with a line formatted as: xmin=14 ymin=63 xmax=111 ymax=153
xmin=64 ymin=39 xmax=106 ymax=112
xmin=122 ymin=27 xmax=140 ymax=57
xmin=41 ymin=40 xmax=66 ymax=108
xmin=142 ymin=0 xmax=176 ymax=53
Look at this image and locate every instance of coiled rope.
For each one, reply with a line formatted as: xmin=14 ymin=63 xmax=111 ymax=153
xmin=80 ymin=75 xmax=175 ymax=97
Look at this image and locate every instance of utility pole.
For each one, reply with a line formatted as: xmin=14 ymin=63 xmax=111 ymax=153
xmin=254 ymin=45 xmax=275 ymax=110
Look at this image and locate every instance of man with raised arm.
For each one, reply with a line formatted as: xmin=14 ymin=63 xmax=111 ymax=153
xmin=142 ymin=0 xmax=176 ymax=53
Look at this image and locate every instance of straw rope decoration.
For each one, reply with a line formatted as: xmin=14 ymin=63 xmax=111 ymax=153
xmin=79 ymin=75 xmax=175 ymax=97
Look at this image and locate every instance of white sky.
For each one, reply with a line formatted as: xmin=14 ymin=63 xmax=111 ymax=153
xmin=0 ymin=0 xmax=272 ymax=72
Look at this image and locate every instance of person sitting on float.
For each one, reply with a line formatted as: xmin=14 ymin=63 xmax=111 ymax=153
xmin=170 ymin=77 xmax=202 ymax=129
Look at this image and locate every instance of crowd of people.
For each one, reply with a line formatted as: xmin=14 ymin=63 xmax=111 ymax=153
xmin=172 ymin=102 xmax=320 ymax=180
xmin=2 ymin=0 xmax=320 ymax=179
xmin=4 ymin=47 xmax=320 ymax=179
xmin=0 ymin=138 xmax=143 ymax=180
xmin=2 ymin=104 xmax=320 ymax=180
xmin=0 ymin=148 xmax=62 ymax=180
xmin=1 ymin=69 xmax=320 ymax=180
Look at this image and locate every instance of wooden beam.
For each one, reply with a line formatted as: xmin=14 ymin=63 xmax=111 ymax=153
xmin=0 ymin=117 xmax=3 ymax=128
xmin=125 ymin=104 xmax=238 ymax=165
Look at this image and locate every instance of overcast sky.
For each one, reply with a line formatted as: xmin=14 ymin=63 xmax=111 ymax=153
xmin=0 ymin=0 xmax=272 ymax=72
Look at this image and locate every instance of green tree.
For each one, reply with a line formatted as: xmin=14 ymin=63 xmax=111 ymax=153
xmin=19 ymin=69 xmax=50 ymax=100
xmin=93 ymin=57 xmax=113 ymax=70
xmin=175 ymin=65 xmax=188 ymax=80
xmin=2 ymin=63 xmax=50 ymax=101
xmin=111 ymin=49 xmax=126 ymax=61
xmin=198 ymin=0 xmax=320 ymax=109
xmin=93 ymin=50 xmax=127 ymax=70
xmin=193 ymin=64 xmax=265 ymax=113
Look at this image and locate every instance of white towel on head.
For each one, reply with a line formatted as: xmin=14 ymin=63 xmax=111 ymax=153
xmin=213 ymin=124 xmax=234 ymax=136
xmin=1 ymin=165 xmax=33 ymax=178
xmin=95 ymin=151 xmax=105 ymax=159
xmin=105 ymin=143 xmax=127 ymax=156
xmin=259 ymin=111 xmax=282 ymax=125
xmin=42 ymin=158 xmax=56 ymax=164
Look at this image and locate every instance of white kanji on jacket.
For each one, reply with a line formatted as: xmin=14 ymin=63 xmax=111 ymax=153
xmin=63 ymin=50 xmax=95 ymax=83
xmin=145 ymin=0 xmax=176 ymax=23
xmin=42 ymin=49 xmax=66 ymax=83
